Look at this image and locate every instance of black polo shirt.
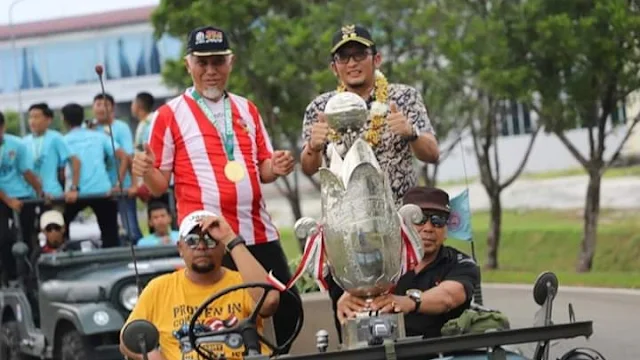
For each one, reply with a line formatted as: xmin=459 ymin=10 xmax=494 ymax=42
xmin=394 ymin=245 xmax=480 ymax=338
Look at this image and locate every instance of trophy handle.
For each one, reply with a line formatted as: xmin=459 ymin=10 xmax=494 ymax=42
xmin=398 ymin=204 xmax=425 ymax=260
xmin=294 ymin=217 xmax=320 ymax=242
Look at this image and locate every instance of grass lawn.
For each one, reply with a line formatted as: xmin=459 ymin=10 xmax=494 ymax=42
xmin=279 ymin=209 xmax=640 ymax=289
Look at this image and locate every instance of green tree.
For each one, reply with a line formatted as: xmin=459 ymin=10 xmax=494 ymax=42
xmin=2 ymin=110 xmax=22 ymax=136
xmin=496 ymin=0 xmax=640 ymax=271
xmin=433 ymin=0 xmax=542 ymax=269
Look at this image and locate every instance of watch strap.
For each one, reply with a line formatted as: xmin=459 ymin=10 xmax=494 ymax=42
xmin=226 ymin=236 xmax=246 ymax=253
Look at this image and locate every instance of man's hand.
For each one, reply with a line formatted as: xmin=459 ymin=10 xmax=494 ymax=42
xmin=370 ymin=294 xmax=415 ymax=314
xmin=199 ymin=215 xmax=237 ymax=245
xmin=64 ymin=190 xmax=79 ymax=204
xmin=127 ymin=185 xmax=138 ymax=198
xmin=6 ymin=198 xmax=23 ymax=212
xmin=386 ymin=103 xmax=413 ymax=137
xmin=132 ymin=144 xmax=156 ymax=178
xmin=336 ymin=293 xmax=368 ymax=324
xmin=271 ymin=150 xmax=295 ymax=176
xmin=309 ymin=112 xmax=330 ymax=152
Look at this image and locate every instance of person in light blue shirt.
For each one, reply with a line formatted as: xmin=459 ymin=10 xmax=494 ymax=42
xmin=89 ymin=93 xmax=143 ymax=244
xmin=61 ymin=103 xmax=127 ymax=248
xmin=136 ymin=201 xmax=179 ymax=247
xmin=0 ymin=111 xmax=43 ymax=281
xmin=23 ymin=103 xmax=80 ymax=201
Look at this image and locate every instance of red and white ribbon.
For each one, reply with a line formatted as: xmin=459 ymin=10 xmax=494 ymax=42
xmin=267 ymin=225 xmax=329 ymax=292
xmin=399 ymin=213 xmax=421 ymax=274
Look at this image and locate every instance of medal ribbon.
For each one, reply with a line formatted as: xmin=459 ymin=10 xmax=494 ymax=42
xmin=32 ymin=136 xmax=43 ymax=167
xmin=191 ymin=90 xmax=235 ymax=162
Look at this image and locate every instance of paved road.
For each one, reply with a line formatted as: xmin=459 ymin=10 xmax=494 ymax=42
xmin=480 ymin=285 xmax=640 ymax=359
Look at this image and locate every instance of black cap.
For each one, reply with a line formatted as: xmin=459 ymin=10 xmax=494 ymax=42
xmin=186 ymin=26 xmax=232 ymax=56
xmin=331 ymin=24 xmax=375 ymax=54
xmin=403 ymin=187 xmax=450 ymax=214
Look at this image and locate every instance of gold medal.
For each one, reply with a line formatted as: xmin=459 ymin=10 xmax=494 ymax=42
xmin=224 ymin=161 xmax=245 ymax=183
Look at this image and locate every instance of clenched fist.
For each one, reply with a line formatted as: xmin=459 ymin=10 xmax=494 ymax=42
xmin=271 ymin=150 xmax=295 ymax=176
xmin=132 ymin=144 xmax=156 ymax=178
xmin=308 ymin=112 xmax=330 ymax=152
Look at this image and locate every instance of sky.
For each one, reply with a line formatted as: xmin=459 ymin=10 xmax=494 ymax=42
xmin=0 ymin=0 xmax=159 ymax=25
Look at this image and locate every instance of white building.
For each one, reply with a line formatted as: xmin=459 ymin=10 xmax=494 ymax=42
xmin=434 ymin=99 xmax=637 ymax=182
xmin=0 ymin=5 xmax=182 ymax=129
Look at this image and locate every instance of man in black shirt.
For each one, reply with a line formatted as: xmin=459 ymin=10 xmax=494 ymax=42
xmin=335 ymin=186 xmax=480 ymax=339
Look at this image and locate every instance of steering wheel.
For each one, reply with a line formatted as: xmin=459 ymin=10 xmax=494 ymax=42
xmin=188 ymin=282 xmax=304 ymax=360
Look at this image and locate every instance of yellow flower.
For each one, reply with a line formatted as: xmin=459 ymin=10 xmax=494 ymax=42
xmin=331 ymin=71 xmax=389 ymax=147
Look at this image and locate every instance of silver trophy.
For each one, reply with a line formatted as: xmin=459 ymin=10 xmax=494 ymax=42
xmin=295 ymin=136 xmax=424 ymax=349
xmin=324 ymin=92 xmax=369 ymax=154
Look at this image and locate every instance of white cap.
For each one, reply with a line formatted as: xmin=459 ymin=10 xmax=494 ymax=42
xmin=40 ymin=210 xmax=65 ymax=230
xmin=178 ymin=210 xmax=217 ymax=238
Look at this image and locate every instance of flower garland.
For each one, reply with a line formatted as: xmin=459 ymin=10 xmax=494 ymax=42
xmin=329 ymin=69 xmax=389 ymax=147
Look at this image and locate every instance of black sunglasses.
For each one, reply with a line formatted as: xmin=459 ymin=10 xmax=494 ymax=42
xmin=182 ymin=232 xmax=218 ymax=249
xmin=333 ymin=50 xmax=373 ymax=64
xmin=45 ymin=224 xmax=63 ymax=232
xmin=416 ymin=212 xmax=448 ymax=228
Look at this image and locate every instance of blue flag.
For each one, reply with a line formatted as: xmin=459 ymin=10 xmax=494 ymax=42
xmin=447 ymin=189 xmax=473 ymax=241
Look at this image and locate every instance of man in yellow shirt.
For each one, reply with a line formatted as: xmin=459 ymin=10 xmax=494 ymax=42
xmin=119 ymin=210 xmax=280 ymax=360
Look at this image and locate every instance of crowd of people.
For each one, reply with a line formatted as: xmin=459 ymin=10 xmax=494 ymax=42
xmin=0 ymin=22 xmax=486 ymax=360
xmin=0 ymin=91 xmax=175 ymax=281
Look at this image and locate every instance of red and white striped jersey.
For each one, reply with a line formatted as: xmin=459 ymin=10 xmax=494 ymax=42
xmin=147 ymin=88 xmax=279 ymax=245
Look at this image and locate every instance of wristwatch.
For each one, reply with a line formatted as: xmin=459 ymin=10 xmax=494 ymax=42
xmin=403 ymin=124 xmax=419 ymax=142
xmin=70 ymin=185 xmax=79 ymax=191
xmin=226 ymin=236 xmax=246 ymax=253
xmin=406 ymin=289 xmax=422 ymax=314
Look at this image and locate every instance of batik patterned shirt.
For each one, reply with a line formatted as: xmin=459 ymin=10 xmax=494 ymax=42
xmin=302 ymin=83 xmax=435 ymax=207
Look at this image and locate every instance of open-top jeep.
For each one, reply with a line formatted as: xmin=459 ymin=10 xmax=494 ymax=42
xmin=0 ymin=243 xmax=182 ymax=360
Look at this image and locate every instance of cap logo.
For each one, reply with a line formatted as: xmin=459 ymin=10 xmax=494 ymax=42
xmin=195 ymin=31 xmax=205 ymax=45
xmin=205 ymin=29 xmax=223 ymax=43
xmin=341 ymin=24 xmax=357 ymax=40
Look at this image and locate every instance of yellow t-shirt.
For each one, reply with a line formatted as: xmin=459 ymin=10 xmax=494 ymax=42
xmin=124 ymin=268 xmax=268 ymax=360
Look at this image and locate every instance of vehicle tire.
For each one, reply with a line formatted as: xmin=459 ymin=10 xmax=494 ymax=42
xmin=59 ymin=330 xmax=91 ymax=360
xmin=0 ymin=321 xmax=29 ymax=360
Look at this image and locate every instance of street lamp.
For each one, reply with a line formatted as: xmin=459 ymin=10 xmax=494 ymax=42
xmin=9 ymin=0 xmax=28 ymax=136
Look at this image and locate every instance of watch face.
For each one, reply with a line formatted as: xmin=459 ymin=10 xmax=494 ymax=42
xmin=406 ymin=289 xmax=421 ymax=299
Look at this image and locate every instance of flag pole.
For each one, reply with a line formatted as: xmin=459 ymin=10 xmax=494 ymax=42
xmin=457 ymin=133 xmax=484 ymax=305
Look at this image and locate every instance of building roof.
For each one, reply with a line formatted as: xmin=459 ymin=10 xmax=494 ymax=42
xmin=0 ymin=5 xmax=156 ymax=42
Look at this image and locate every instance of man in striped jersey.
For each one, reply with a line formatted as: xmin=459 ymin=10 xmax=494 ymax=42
xmin=132 ymin=25 xmax=297 ymax=352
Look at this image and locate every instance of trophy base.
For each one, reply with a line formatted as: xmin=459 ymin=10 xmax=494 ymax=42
xmin=341 ymin=312 xmax=406 ymax=350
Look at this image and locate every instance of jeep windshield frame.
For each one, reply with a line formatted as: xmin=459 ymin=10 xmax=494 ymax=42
xmin=282 ymin=321 xmax=593 ymax=360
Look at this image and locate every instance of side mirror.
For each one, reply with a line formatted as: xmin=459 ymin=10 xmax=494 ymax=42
xmin=11 ymin=242 xmax=29 ymax=258
xmin=122 ymin=320 xmax=159 ymax=355
xmin=532 ymin=271 xmax=559 ymax=360
xmin=533 ymin=271 xmax=558 ymax=307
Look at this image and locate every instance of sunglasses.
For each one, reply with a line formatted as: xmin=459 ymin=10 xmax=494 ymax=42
xmin=45 ymin=224 xmax=63 ymax=232
xmin=416 ymin=212 xmax=448 ymax=228
xmin=182 ymin=233 xmax=218 ymax=249
xmin=333 ymin=50 xmax=373 ymax=64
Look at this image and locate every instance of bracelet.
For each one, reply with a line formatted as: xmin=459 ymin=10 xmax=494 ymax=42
xmin=226 ymin=236 xmax=246 ymax=253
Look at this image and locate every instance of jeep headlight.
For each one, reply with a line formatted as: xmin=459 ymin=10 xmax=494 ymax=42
xmin=119 ymin=284 xmax=138 ymax=311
